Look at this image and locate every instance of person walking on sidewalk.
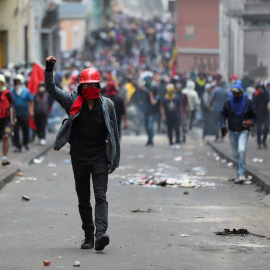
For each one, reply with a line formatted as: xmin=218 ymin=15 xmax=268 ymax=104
xmin=33 ymin=82 xmax=53 ymax=146
xmin=252 ymin=83 xmax=269 ymax=149
xmin=45 ymin=56 xmax=120 ymax=252
xmin=10 ymin=74 xmax=34 ymax=152
xmin=160 ymin=83 xmax=182 ymax=149
xmin=0 ymin=74 xmax=16 ymax=165
xmin=220 ymin=82 xmax=256 ymax=184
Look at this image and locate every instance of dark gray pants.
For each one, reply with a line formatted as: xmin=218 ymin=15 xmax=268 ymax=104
xmin=71 ymin=159 xmax=108 ymax=239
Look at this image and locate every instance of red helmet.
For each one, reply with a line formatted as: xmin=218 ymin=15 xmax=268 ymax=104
xmin=79 ymin=68 xmax=101 ymax=83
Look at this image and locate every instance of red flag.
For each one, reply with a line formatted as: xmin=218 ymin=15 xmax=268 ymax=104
xmin=27 ymin=63 xmax=45 ymax=130
xmin=27 ymin=63 xmax=45 ymax=94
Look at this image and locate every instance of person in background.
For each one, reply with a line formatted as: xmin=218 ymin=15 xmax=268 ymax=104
xmin=174 ymin=78 xmax=189 ymax=143
xmin=195 ymin=72 xmax=206 ymax=121
xmin=252 ymin=83 xmax=269 ymax=149
xmin=160 ymin=83 xmax=181 ymax=149
xmin=144 ymin=77 xmax=160 ymax=147
xmin=202 ymin=83 xmax=215 ymax=140
xmin=209 ymin=81 xmax=229 ymax=142
xmin=220 ymin=82 xmax=256 ymax=184
xmin=182 ymin=80 xmax=200 ymax=130
xmin=105 ymin=80 xmax=127 ymax=138
xmin=0 ymin=74 xmax=16 ymax=165
xmin=11 ymin=74 xmax=34 ymax=152
xmin=33 ymin=82 xmax=52 ymax=146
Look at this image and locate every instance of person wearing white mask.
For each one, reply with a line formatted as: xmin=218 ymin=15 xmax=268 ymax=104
xmin=0 ymin=74 xmax=16 ymax=165
xmin=33 ymin=82 xmax=52 ymax=146
xmin=11 ymin=74 xmax=34 ymax=152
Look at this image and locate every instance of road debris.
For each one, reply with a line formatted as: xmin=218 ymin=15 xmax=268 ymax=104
xmin=253 ymin=158 xmax=263 ymax=163
xmin=17 ymin=172 xmax=23 ymax=177
xmin=22 ymin=196 xmax=30 ymax=201
xmin=73 ymin=261 xmax=80 ymax=267
xmin=180 ymin=234 xmax=189 ymax=237
xmin=33 ymin=157 xmax=44 ymax=164
xmin=43 ymin=261 xmax=51 ymax=266
xmin=130 ymin=209 xmax=156 ymax=213
xmin=183 ymin=191 xmax=189 ymax=195
xmin=174 ymin=156 xmax=183 ymax=161
xmin=215 ymin=228 xmax=267 ymax=238
xmin=48 ymin=161 xmax=58 ymax=167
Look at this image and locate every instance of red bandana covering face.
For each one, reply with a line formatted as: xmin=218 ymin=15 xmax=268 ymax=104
xmin=70 ymin=87 xmax=101 ymax=116
xmin=82 ymin=87 xmax=101 ymax=100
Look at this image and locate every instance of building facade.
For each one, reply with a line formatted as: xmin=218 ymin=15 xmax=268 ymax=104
xmin=0 ymin=0 xmax=59 ymax=69
xmin=176 ymin=0 xmax=220 ymax=74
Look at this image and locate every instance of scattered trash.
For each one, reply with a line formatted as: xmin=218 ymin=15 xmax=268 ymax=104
xmin=180 ymin=234 xmax=189 ymax=237
xmin=174 ymin=156 xmax=183 ymax=161
xmin=43 ymin=261 xmax=51 ymax=266
xmin=220 ymin=159 xmax=227 ymax=164
xmin=137 ymin=155 xmax=144 ymax=159
xmin=130 ymin=209 xmax=155 ymax=213
xmin=190 ymin=167 xmax=207 ymax=176
xmin=231 ymin=185 xmax=235 ymax=188
xmin=26 ymin=177 xmax=37 ymax=181
xmin=73 ymin=261 xmax=80 ymax=267
xmin=48 ymin=161 xmax=58 ymax=167
xmin=215 ymin=228 xmax=266 ymax=238
xmin=183 ymin=191 xmax=189 ymax=195
xmin=253 ymin=158 xmax=263 ymax=163
xmin=33 ymin=157 xmax=44 ymax=164
xmin=17 ymin=172 xmax=23 ymax=177
xmin=22 ymin=196 xmax=30 ymax=201
xmin=226 ymin=178 xmax=235 ymax=182
xmin=195 ymin=216 xmax=204 ymax=218
xmin=52 ymin=173 xmax=58 ymax=176
xmin=227 ymin=162 xmax=233 ymax=168
xmin=64 ymin=159 xmax=71 ymax=164
xmin=215 ymin=156 xmax=220 ymax=161
xmin=65 ymin=213 xmax=70 ymax=215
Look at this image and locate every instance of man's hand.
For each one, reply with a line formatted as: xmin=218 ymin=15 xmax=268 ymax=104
xmin=124 ymin=121 xmax=128 ymax=130
xmin=221 ymin=127 xmax=228 ymax=137
xmin=45 ymin=56 xmax=56 ymax=73
xmin=46 ymin=56 xmax=56 ymax=63
xmin=242 ymin=119 xmax=252 ymax=128
xmin=108 ymin=168 xmax=116 ymax=174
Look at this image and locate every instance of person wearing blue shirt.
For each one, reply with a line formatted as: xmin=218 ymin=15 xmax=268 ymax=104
xmin=11 ymin=74 xmax=34 ymax=152
xmin=220 ymin=83 xmax=256 ymax=184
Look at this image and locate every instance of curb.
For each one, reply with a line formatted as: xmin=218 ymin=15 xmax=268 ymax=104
xmin=207 ymin=140 xmax=270 ymax=194
xmin=0 ymin=142 xmax=54 ymax=191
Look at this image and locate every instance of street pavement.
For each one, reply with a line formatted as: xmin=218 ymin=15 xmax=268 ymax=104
xmin=1 ymin=129 xmax=270 ymax=269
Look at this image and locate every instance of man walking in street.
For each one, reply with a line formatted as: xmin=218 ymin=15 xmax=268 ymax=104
xmin=220 ymin=82 xmax=256 ymax=184
xmin=160 ymin=83 xmax=182 ymax=149
xmin=10 ymin=74 xmax=33 ymax=152
xmin=105 ymin=80 xmax=127 ymax=139
xmin=33 ymin=82 xmax=53 ymax=146
xmin=0 ymin=74 xmax=16 ymax=165
xmin=209 ymin=81 xmax=229 ymax=142
xmin=45 ymin=56 xmax=120 ymax=251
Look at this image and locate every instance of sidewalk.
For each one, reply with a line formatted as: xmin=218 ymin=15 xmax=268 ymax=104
xmin=0 ymin=132 xmax=55 ymax=190
xmin=207 ymin=133 xmax=270 ymax=194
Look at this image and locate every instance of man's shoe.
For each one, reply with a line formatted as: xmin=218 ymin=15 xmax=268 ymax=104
xmin=13 ymin=148 xmax=21 ymax=153
xmin=235 ymin=175 xmax=246 ymax=184
xmin=262 ymin=141 xmax=268 ymax=149
xmin=81 ymin=238 xmax=94 ymax=249
xmin=24 ymin=145 xmax=29 ymax=151
xmin=2 ymin=159 xmax=10 ymax=166
xmin=95 ymin=234 xmax=110 ymax=251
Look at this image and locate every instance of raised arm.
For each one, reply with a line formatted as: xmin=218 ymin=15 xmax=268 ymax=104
xmin=45 ymin=56 xmax=73 ymax=114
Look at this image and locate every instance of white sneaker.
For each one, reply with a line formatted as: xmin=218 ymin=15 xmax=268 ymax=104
xmin=40 ymin=139 xmax=46 ymax=146
xmin=234 ymin=175 xmax=246 ymax=184
xmin=174 ymin=144 xmax=181 ymax=149
xmin=170 ymin=144 xmax=176 ymax=150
